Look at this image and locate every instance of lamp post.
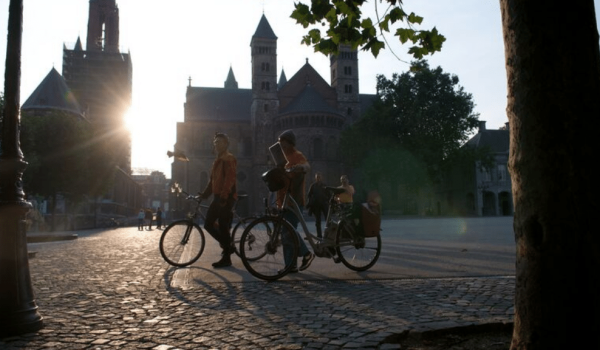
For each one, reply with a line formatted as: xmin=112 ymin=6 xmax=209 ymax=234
xmin=0 ymin=0 xmax=44 ymax=336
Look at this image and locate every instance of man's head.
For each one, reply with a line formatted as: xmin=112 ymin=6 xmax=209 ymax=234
xmin=315 ymin=172 xmax=322 ymax=182
xmin=278 ymin=129 xmax=296 ymax=152
xmin=214 ymin=132 xmax=229 ymax=154
xmin=340 ymin=175 xmax=349 ymax=185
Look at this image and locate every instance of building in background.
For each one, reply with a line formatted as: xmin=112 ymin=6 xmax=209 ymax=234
xmin=171 ymin=15 xmax=376 ymax=216
xmin=62 ymin=0 xmax=132 ymax=173
xmin=132 ymin=170 xmax=170 ymax=213
xmin=438 ymin=121 xmax=513 ymax=216
xmin=19 ymin=0 xmax=142 ymax=229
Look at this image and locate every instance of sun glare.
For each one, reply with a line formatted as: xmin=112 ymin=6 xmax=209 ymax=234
xmin=125 ymin=101 xmax=178 ymax=175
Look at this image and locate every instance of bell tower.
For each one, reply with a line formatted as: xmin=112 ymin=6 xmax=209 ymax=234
xmin=331 ymin=44 xmax=360 ymax=124
xmin=250 ymin=14 xmax=279 ymax=165
xmin=86 ymin=0 xmax=120 ymax=53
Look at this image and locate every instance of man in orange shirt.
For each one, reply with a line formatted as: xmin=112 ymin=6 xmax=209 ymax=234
xmin=277 ymin=129 xmax=315 ymax=272
xmin=200 ymin=133 xmax=237 ymax=268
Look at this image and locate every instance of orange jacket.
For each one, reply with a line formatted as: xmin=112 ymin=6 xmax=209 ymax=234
xmin=277 ymin=150 xmax=308 ymax=208
xmin=202 ymin=152 xmax=237 ymax=200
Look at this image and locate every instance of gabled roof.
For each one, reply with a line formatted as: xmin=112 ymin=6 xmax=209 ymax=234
xmin=466 ymin=128 xmax=509 ymax=153
xmin=21 ymin=67 xmax=84 ymax=117
xmin=224 ymin=66 xmax=238 ymax=89
xmin=185 ymin=87 xmax=252 ymax=122
xmin=252 ymin=14 xmax=277 ymax=40
xmin=279 ymin=83 xmax=341 ymax=116
xmin=278 ymin=61 xmax=337 ymax=111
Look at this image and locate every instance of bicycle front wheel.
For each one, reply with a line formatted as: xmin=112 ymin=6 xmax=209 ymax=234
xmin=231 ymin=216 xmax=256 ymax=258
xmin=239 ymin=217 xmax=299 ymax=281
xmin=335 ymin=220 xmax=381 ymax=271
xmin=159 ymin=220 xmax=206 ymax=267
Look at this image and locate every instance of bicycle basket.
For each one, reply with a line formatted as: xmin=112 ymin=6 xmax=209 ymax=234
xmin=262 ymin=167 xmax=287 ymax=192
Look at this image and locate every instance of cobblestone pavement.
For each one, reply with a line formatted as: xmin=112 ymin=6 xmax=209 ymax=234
xmin=1 ymin=227 xmax=514 ymax=349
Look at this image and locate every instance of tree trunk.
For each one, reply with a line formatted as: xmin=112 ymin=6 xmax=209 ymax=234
xmin=500 ymin=1 xmax=600 ymax=349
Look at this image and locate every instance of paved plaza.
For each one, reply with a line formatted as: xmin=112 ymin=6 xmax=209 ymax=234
xmin=1 ymin=218 xmax=515 ymax=349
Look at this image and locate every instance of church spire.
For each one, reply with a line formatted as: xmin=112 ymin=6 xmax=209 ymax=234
xmin=74 ymin=36 xmax=83 ymax=51
xmin=278 ymin=68 xmax=287 ymax=90
xmin=224 ymin=66 xmax=238 ymax=89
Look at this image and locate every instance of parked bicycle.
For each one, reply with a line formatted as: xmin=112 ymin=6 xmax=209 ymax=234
xmin=159 ymin=183 xmax=254 ymax=267
xmin=238 ymin=168 xmax=382 ymax=281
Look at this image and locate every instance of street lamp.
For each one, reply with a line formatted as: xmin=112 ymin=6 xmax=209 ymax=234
xmin=0 ymin=0 xmax=44 ymax=336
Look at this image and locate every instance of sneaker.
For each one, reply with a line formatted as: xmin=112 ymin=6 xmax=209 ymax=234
xmin=299 ymin=252 xmax=315 ymax=271
xmin=212 ymin=255 xmax=232 ymax=268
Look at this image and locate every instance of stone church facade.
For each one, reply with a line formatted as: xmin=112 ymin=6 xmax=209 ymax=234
xmin=62 ymin=0 xmax=133 ymax=173
xmin=171 ymin=15 xmax=376 ymax=216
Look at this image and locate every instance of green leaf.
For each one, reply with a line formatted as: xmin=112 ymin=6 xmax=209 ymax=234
xmin=361 ymin=17 xmax=373 ymax=29
xmin=396 ymin=28 xmax=415 ymax=44
xmin=389 ymin=7 xmax=406 ymax=23
xmin=407 ymin=12 xmax=423 ymax=24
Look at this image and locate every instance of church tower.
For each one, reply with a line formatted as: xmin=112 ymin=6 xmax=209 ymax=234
xmin=250 ymin=14 xmax=279 ymax=165
xmin=330 ymin=44 xmax=360 ymax=124
xmin=63 ymin=0 xmax=132 ymax=173
xmin=86 ymin=0 xmax=120 ymax=53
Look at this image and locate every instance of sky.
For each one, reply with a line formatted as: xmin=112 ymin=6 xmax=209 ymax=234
xmin=1 ymin=0 xmax=599 ymax=176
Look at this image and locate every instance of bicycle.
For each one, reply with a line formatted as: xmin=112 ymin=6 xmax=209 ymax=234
xmin=238 ymin=168 xmax=382 ymax=281
xmin=159 ymin=184 xmax=254 ymax=267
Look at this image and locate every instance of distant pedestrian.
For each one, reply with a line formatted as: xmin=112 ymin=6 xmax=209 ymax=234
xmin=145 ymin=208 xmax=153 ymax=230
xmin=156 ymin=207 xmax=163 ymax=229
xmin=307 ymin=172 xmax=329 ymax=238
xmin=137 ymin=209 xmax=144 ymax=231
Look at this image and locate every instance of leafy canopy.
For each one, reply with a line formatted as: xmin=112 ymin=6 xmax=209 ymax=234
xmin=20 ymin=112 xmax=116 ymax=202
xmin=291 ymin=0 xmax=445 ymax=58
xmin=340 ymin=61 xmax=482 ymax=188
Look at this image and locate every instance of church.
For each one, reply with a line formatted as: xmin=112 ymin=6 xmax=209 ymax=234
xmin=171 ymin=15 xmax=376 ymax=216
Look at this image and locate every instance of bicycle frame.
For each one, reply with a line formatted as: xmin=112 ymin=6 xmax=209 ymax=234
xmin=278 ymin=176 xmax=343 ymax=258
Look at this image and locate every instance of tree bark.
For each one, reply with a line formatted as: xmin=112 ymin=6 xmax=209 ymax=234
xmin=500 ymin=1 xmax=600 ymax=349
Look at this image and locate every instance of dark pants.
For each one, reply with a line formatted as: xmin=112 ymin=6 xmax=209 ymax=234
xmin=204 ymin=195 xmax=235 ymax=254
xmin=312 ymin=205 xmax=328 ymax=238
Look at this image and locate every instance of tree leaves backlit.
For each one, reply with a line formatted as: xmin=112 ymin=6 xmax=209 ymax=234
xmin=291 ymin=0 xmax=445 ymax=59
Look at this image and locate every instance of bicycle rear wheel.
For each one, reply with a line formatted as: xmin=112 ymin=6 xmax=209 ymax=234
xmin=159 ymin=220 xmax=206 ymax=267
xmin=335 ymin=220 xmax=381 ymax=271
xmin=239 ymin=217 xmax=299 ymax=281
xmin=231 ymin=216 xmax=256 ymax=257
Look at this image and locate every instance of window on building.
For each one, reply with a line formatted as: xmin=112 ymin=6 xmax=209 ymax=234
xmin=261 ymin=81 xmax=270 ymax=91
xmin=482 ymin=168 xmax=492 ymax=182
xmin=264 ymin=103 xmax=269 ymax=112
xmin=498 ymin=164 xmax=507 ymax=182
xmin=344 ymin=66 xmax=352 ymax=75
xmin=344 ymin=84 xmax=353 ymax=93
